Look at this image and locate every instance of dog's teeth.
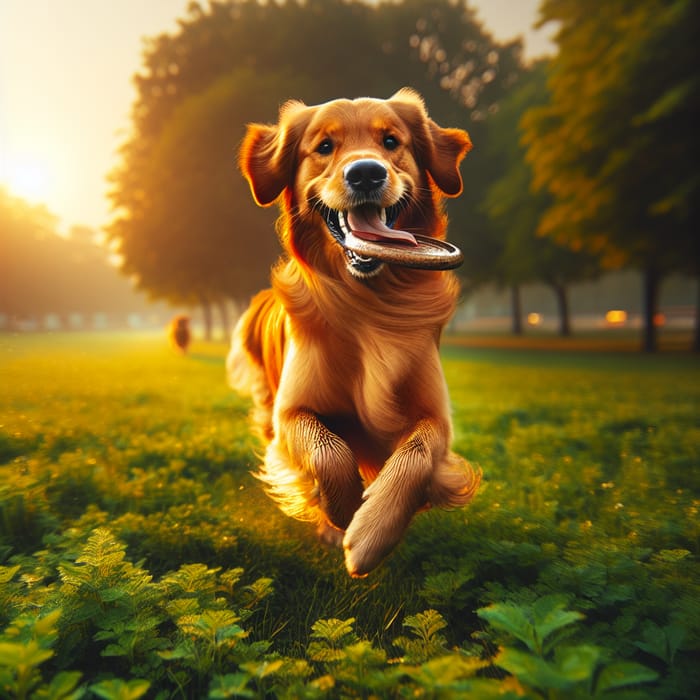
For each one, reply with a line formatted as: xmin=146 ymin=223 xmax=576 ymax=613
xmin=380 ymin=208 xmax=387 ymax=224
xmin=339 ymin=212 xmax=351 ymax=236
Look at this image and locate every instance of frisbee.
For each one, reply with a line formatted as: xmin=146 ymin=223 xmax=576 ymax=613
xmin=343 ymin=231 xmax=464 ymax=270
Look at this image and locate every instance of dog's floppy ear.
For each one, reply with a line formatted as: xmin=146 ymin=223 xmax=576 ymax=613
xmin=239 ymin=100 xmax=310 ymax=206
xmin=389 ymin=88 xmax=472 ymax=197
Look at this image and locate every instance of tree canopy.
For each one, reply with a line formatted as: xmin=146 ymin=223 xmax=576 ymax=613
xmin=109 ymin=69 xmax=301 ymax=305
xmin=483 ymin=61 xmax=600 ymax=335
xmin=107 ymin=0 xmax=526 ymax=308
xmin=521 ymin=0 xmax=699 ymax=349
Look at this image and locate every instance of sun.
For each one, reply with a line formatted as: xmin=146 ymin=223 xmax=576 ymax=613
xmin=0 ymin=154 xmax=54 ymax=205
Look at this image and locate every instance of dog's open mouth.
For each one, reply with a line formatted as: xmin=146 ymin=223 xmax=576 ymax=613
xmin=322 ymin=204 xmax=417 ymax=275
xmin=321 ymin=203 xmax=464 ymax=275
xmin=342 ymin=206 xmax=418 ymax=247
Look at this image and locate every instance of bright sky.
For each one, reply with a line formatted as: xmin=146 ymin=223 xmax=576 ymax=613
xmin=0 ymin=0 xmax=553 ymax=233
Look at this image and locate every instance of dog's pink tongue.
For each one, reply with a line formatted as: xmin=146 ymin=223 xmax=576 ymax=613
xmin=347 ymin=207 xmax=417 ymax=246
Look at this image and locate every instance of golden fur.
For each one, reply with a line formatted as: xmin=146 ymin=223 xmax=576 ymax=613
xmin=227 ymin=88 xmax=480 ymax=576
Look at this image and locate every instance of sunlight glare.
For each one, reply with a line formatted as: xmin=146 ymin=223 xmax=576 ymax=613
xmin=0 ymin=155 xmax=53 ymax=205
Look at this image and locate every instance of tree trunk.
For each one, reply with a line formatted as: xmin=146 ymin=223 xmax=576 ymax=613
xmin=693 ymin=275 xmax=700 ymax=353
xmin=510 ymin=285 xmax=523 ymax=335
xmin=641 ymin=266 xmax=661 ymax=353
xmin=552 ymin=283 xmax=571 ymax=337
xmin=201 ymin=298 xmax=213 ymax=341
xmin=218 ymin=299 xmax=231 ymax=341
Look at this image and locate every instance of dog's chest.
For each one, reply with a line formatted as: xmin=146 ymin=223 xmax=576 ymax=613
xmin=283 ymin=326 xmax=416 ymax=419
xmin=355 ymin=329 xmax=428 ymax=435
xmin=324 ymin=329 xmax=431 ymax=433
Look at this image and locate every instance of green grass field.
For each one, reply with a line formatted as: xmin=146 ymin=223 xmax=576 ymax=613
xmin=1 ymin=332 xmax=698 ymax=699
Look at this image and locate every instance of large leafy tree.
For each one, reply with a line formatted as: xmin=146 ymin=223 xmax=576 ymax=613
xmin=522 ymin=0 xmax=699 ymax=351
xmin=109 ymin=69 xmax=303 ymax=304
xmin=388 ymin=0 xmax=525 ymax=288
xmin=107 ymin=0 xmax=526 ymax=320
xmin=484 ymin=61 xmax=600 ymax=336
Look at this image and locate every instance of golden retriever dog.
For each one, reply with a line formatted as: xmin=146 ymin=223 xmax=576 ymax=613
xmin=227 ymin=88 xmax=480 ymax=577
xmin=168 ymin=314 xmax=191 ymax=354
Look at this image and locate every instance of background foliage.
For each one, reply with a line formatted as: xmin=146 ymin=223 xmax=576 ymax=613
xmin=101 ymin=0 xmax=698 ymax=350
xmin=1 ymin=333 xmax=698 ymax=697
xmin=3 ymin=0 xmax=697 ymax=349
xmin=107 ymin=0 xmax=524 ymax=315
xmin=0 ymin=188 xmax=151 ymax=323
xmin=521 ymin=0 xmax=699 ymax=351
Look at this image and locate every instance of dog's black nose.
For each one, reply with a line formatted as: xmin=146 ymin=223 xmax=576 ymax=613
xmin=344 ymin=159 xmax=387 ymax=193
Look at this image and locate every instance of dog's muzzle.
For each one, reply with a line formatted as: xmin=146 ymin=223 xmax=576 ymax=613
xmin=320 ymin=159 xmax=418 ymax=277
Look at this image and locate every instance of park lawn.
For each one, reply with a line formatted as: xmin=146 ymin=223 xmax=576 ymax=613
xmin=0 ymin=332 xmax=698 ymax=698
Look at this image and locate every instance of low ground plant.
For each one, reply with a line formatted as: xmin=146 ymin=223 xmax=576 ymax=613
xmin=0 ymin=332 xmax=698 ymax=698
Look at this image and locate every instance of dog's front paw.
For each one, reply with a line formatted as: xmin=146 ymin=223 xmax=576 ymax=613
xmin=310 ymin=438 xmax=363 ymax=531
xmin=342 ymin=498 xmax=413 ymax=578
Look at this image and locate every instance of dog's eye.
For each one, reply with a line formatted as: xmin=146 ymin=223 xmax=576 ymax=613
xmin=383 ymin=134 xmax=400 ymax=151
xmin=316 ymin=138 xmax=334 ymax=155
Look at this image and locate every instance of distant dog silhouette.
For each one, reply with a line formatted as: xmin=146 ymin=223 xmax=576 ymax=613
xmin=169 ymin=315 xmax=191 ymax=354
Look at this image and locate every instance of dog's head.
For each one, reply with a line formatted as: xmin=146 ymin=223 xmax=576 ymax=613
xmin=239 ymin=88 xmax=471 ymax=278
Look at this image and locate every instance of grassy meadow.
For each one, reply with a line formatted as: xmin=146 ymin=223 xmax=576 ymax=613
xmin=0 ymin=332 xmax=698 ymax=699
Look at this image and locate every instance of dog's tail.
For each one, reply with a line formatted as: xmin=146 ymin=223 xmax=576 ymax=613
xmin=227 ymin=288 xmax=287 ymax=441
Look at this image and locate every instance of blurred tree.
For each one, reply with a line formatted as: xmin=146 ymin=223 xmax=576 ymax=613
xmin=522 ymin=0 xmax=699 ymax=351
xmin=384 ymin=0 xmax=526 ymax=291
xmin=0 ymin=188 xmax=153 ymax=326
xmin=0 ymin=188 xmax=61 ymax=320
xmin=108 ymin=0 xmax=387 ymax=329
xmin=107 ymin=0 xmax=526 ymax=318
xmin=484 ymin=61 xmax=600 ymax=336
xmin=109 ymin=68 xmax=306 ymax=338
